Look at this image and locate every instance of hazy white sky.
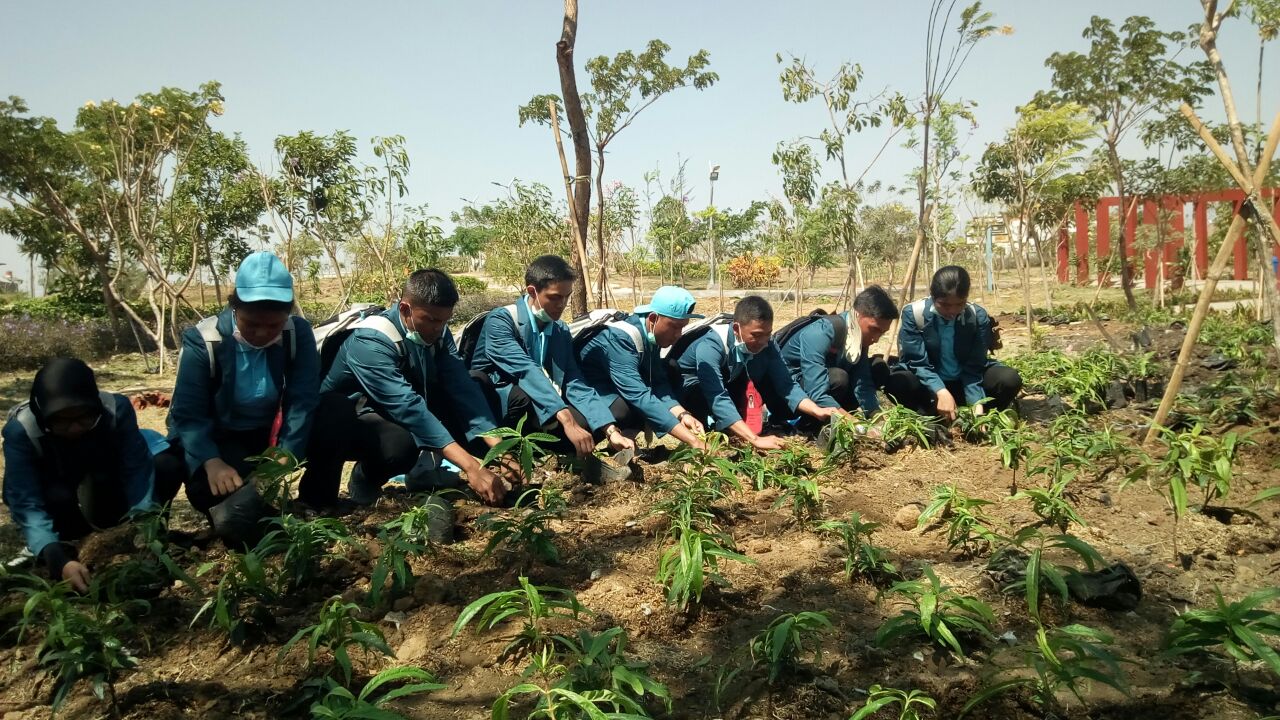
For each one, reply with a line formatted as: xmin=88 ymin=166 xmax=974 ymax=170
xmin=3 ymin=1 xmax=1276 ymax=291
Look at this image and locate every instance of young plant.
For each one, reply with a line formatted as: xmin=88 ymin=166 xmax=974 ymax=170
xmin=963 ymin=406 xmax=1034 ymax=492
xmin=193 ymin=540 xmax=282 ymax=646
xmin=821 ymin=413 xmax=871 ymax=467
xmin=279 ymin=597 xmax=393 ymax=685
xmin=960 ymin=624 xmax=1129 ymax=717
xmin=270 ymin=514 xmax=361 ymax=593
xmin=367 ymin=508 xmax=434 ymax=608
xmin=492 ymin=644 xmax=654 ymax=720
xmin=655 ymin=527 xmax=754 ymax=611
xmin=771 ymin=472 xmax=825 ymax=526
xmin=481 ymin=415 xmax=559 ymax=481
xmin=1154 ymin=423 xmax=1251 ymax=512
xmin=307 ymin=666 xmax=445 ymax=720
xmin=916 ymin=484 xmax=1001 ymax=557
xmin=875 ymin=405 xmax=940 ymax=451
xmin=876 ymin=565 xmax=997 ymax=659
xmin=35 ymin=599 xmax=141 ymax=713
xmin=850 ymin=685 xmax=937 ymax=720
xmin=816 ymin=512 xmax=897 ymax=583
xmin=1010 ymin=474 xmax=1084 ymax=532
xmin=476 ymin=487 xmax=568 ymax=564
xmin=128 ymin=504 xmax=204 ymax=594
xmin=990 ymin=528 xmax=1103 ymax=622
xmin=247 ymin=446 xmax=305 ymax=507
xmin=555 ymin=627 xmax=672 ymax=716
xmin=748 ymin=611 xmax=833 ymax=683
xmin=452 ymin=577 xmax=587 ymax=660
xmin=1165 ymin=586 xmax=1280 ymax=680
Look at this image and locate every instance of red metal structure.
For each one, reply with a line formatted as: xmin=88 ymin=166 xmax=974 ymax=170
xmin=1057 ymin=188 xmax=1280 ymax=286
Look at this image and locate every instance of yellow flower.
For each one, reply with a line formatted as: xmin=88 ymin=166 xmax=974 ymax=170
xmin=208 ymin=100 xmax=224 ymax=117
xmin=148 ymin=106 xmax=166 ymax=118
xmin=82 ymin=100 xmax=96 ymax=110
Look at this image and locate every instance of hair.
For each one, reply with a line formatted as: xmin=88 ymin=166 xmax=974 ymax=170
xmin=930 ymin=265 xmax=971 ymax=300
xmin=227 ymin=292 xmax=293 ymax=315
xmin=403 ymin=268 xmax=459 ymax=308
xmin=733 ymin=295 xmax=774 ymax=325
xmin=525 ymin=255 xmax=576 ymax=290
xmin=853 ymin=285 xmax=898 ymax=321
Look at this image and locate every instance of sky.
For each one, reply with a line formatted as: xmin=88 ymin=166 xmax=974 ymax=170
xmin=3 ymin=0 xmax=1278 ymax=292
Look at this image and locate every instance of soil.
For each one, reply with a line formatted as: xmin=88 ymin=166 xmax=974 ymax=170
xmin=0 ymin=313 xmax=1278 ymax=720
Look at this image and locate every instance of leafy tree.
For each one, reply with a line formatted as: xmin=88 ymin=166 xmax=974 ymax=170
xmin=857 ymin=201 xmax=917 ymax=287
xmin=452 ymin=181 xmax=569 ymax=288
xmin=1038 ymin=15 xmax=1213 ymax=309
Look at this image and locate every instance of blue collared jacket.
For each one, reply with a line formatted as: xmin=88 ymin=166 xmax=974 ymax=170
xmin=675 ymin=327 xmax=808 ymax=430
xmin=778 ymin=312 xmax=881 ymax=414
xmin=470 ymin=297 xmax=614 ymax=431
xmin=577 ymin=314 xmax=680 ymax=434
xmin=894 ymin=298 xmax=997 ymax=406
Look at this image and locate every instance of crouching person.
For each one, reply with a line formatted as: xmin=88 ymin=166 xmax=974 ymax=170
xmin=2 ymin=358 xmax=180 ymax=591
xmin=470 ymin=255 xmax=634 ymax=458
xmin=885 ymin=265 xmax=1022 ymax=421
xmin=673 ymin=295 xmax=842 ymax=453
xmin=154 ymin=251 xmax=320 ymax=541
xmin=301 ymin=269 xmax=514 ymax=541
xmin=576 ymin=286 xmax=707 ymax=450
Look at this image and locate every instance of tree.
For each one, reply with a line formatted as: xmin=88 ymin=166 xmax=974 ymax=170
xmin=857 ymin=201 xmax=917 ymax=287
xmin=1038 ymin=15 xmax=1213 ymax=310
xmin=974 ymin=102 xmax=1095 ymax=334
xmin=452 ymin=181 xmax=570 ymax=288
xmin=906 ymin=100 xmax=977 ymax=279
xmin=522 ymin=39 xmax=718 ymax=307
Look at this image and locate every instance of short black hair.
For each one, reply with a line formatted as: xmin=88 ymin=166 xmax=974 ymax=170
xmin=525 ymin=255 xmax=576 ymax=290
xmin=403 ymin=268 xmax=459 ymax=308
xmin=853 ymin=285 xmax=898 ymax=321
xmin=930 ymin=265 xmax=971 ymax=300
xmin=228 ymin=292 xmax=293 ymax=315
xmin=733 ymin=295 xmax=774 ymax=325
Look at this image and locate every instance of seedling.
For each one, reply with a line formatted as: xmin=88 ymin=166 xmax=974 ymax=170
xmin=772 ymin=472 xmax=825 ymax=526
xmin=269 ymin=514 xmax=360 ymax=593
xmin=1011 ymin=474 xmax=1084 ymax=532
xmin=656 ymin=527 xmax=754 ymax=611
xmin=990 ymin=527 xmax=1103 ymax=622
xmin=821 ymin=413 xmax=871 ymax=467
xmin=916 ymin=484 xmax=1001 ymax=557
xmin=128 ymin=505 xmax=204 ymax=594
xmin=1165 ymin=586 xmax=1280 ymax=681
xmin=481 ymin=415 xmax=559 ymax=481
xmin=960 ymin=624 xmax=1129 ymax=717
xmin=875 ymin=405 xmax=939 ymax=451
xmin=452 ymin=577 xmax=587 ymax=660
xmin=36 ymin=601 xmax=141 ymax=714
xmin=850 ymin=685 xmax=937 ymax=720
xmin=246 ymin=446 xmax=305 ymax=508
xmin=555 ymin=627 xmax=672 ymax=715
xmin=306 ymin=665 xmax=445 ymax=719
xmin=279 ymin=597 xmax=393 ymax=684
xmin=876 ymin=565 xmax=997 ymax=659
xmin=476 ymin=487 xmax=567 ymax=564
xmin=816 ymin=512 xmax=897 ymax=583
xmin=492 ymin=643 xmax=654 ymax=720
xmin=748 ymin=611 xmax=833 ymax=683
xmin=367 ymin=508 xmax=435 ymax=607
xmin=192 ymin=540 xmax=282 ymax=646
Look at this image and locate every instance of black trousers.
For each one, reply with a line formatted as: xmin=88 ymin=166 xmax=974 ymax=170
xmin=884 ymin=364 xmax=1023 ymax=415
xmin=470 ymin=371 xmax=596 ymax=453
xmin=299 ymin=391 xmax=482 ymax=507
xmin=153 ymin=426 xmax=273 ymax=519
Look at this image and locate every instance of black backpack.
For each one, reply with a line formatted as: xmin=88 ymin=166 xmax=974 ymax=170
xmin=457 ymin=304 xmax=519 ymax=368
xmin=773 ymin=309 xmax=848 ymax=362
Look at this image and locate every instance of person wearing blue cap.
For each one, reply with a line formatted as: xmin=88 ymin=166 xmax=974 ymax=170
xmin=776 ymin=286 xmax=897 ymax=424
xmin=153 ymin=251 xmax=321 ymax=534
xmin=576 ymin=286 xmax=708 ymax=449
xmin=671 ymin=295 xmax=843 ymax=453
xmin=470 ymin=255 xmax=635 ymax=458
xmin=3 ymin=357 xmax=179 ymax=591
xmin=302 ymin=269 xmax=512 ymax=524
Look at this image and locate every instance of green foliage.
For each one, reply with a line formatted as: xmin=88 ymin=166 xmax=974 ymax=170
xmin=492 ymin=647 xmax=655 ymax=720
xmin=653 ymin=434 xmax=741 ymax=534
xmin=307 ymin=666 xmax=445 ymax=720
xmin=749 ymin=611 xmax=833 ymax=683
xmin=992 ymin=528 xmax=1103 ymax=621
xmin=916 ymin=484 xmax=1001 ymax=556
xmin=270 ymin=514 xmax=360 ymax=594
xmin=38 ymin=601 xmax=141 ymax=713
xmin=553 ymin=627 xmax=672 ymax=716
xmin=246 ymin=447 xmax=305 ymax=508
xmin=280 ymin=597 xmax=392 ymax=685
xmin=656 ymin=527 xmax=753 ymax=611
xmin=452 ymin=577 xmax=588 ymax=661
xmin=959 ymin=406 xmax=1034 ymax=488
xmin=876 ymin=566 xmax=997 ymax=659
xmin=961 ymin=624 xmax=1129 ymax=717
xmin=193 ymin=538 xmax=282 ymax=646
xmin=451 ymin=182 xmax=571 ymax=288
xmin=1149 ymin=423 xmax=1251 ymax=514
xmin=850 ymin=685 xmax=937 ymax=720
xmin=875 ymin=405 xmax=940 ymax=450
xmin=821 ymin=414 xmax=870 ymax=468
xmin=816 ymin=512 xmax=898 ymax=582
xmin=1005 ymin=346 xmax=1125 ymax=408
xmin=368 ymin=507 xmax=435 ymax=608
xmin=1011 ymin=474 xmax=1084 ymax=532
xmin=1165 ymin=586 xmax=1280 ymax=679
xmin=477 ymin=487 xmax=568 ymax=564
xmin=481 ymin=415 xmax=559 ymax=482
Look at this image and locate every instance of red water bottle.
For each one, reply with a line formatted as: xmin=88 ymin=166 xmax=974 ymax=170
xmin=744 ymin=379 xmax=764 ymax=434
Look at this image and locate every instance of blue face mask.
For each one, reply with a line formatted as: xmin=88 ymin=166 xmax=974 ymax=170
xmin=401 ymin=313 xmax=428 ymax=346
xmin=735 ymin=343 xmax=758 ymax=362
xmin=532 ymin=304 xmax=552 ymax=323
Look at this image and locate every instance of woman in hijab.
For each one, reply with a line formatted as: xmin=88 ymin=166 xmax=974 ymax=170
xmin=2 ymin=357 xmax=176 ymax=591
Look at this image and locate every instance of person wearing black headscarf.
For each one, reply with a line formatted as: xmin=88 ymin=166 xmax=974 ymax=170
xmin=1 ymin=357 xmax=176 ymax=591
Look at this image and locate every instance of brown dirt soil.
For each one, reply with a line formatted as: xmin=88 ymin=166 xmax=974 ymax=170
xmin=1 ymin=315 xmax=1278 ymax=720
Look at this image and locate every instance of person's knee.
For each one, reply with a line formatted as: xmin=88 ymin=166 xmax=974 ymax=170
xmin=990 ymin=365 xmax=1023 ymax=395
xmin=827 ymin=367 xmax=851 ymax=393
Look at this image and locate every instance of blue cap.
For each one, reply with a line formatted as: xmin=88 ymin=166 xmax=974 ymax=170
xmin=633 ymin=286 xmax=703 ymax=320
xmin=234 ymin=252 xmax=294 ymax=303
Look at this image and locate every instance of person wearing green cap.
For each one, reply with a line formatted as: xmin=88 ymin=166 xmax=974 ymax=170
xmin=575 ymin=286 xmax=707 ymax=449
xmin=154 ymin=251 xmax=321 ymax=534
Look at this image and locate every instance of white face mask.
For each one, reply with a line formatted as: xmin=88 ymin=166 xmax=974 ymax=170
xmin=735 ymin=343 xmax=759 ymax=362
xmin=233 ymin=330 xmax=281 ymax=351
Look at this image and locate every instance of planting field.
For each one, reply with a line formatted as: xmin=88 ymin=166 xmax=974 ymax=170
xmin=0 ymin=306 xmax=1278 ymax=720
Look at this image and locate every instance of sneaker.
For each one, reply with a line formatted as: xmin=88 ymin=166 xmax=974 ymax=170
xmin=346 ymin=463 xmax=383 ymax=506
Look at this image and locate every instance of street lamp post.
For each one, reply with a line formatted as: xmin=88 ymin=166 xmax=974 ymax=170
xmin=708 ymin=164 xmax=720 ymax=300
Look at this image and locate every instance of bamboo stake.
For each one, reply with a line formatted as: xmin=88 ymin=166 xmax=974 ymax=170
xmin=549 ymin=99 xmax=594 ymax=308
xmin=1145 ymin=108 xmax=1280 ymax=445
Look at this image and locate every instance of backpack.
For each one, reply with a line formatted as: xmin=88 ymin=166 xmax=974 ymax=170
xmin=569 ymin=309 xmax=633 ymax=353
xmin=312 ymin=304 xmax=405 ymax=377
xmin=457 ymin=304 xmax=519 ymax=368
xmin=908 ymin=299 xmax=1002 ymax=352
xmin=188 ymin=314 xmax=298 ymax=389
xmin=662 ymin=312 xmax=733 ymax=385
xmin=5 ymin=391 xmax=120 ymax=460
xmin=773 ymin=309 xmax=848 ymax=361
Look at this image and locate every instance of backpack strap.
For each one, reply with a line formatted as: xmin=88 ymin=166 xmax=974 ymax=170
xmin=709 ymin=323 xmax=734 ymax=354
xmin=827 ymin=313 xmax=848 ymax=360
xmin=910 ymin=299 xmax=929 ymax=330
xmin=195 ymin=316 xmax=222 ymax=380
xmin=606 ymin=319 xmax=645 ymax=352
xmin=352 ymin=314 xmax=405 ymax=356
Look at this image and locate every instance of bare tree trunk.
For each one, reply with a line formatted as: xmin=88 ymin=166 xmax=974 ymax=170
xmin=593 ymin=145 xmax=609 ymax=307
xmin=556 ymin=0 xmax=592 ymax=316
xmin=549 ymin=99 xmax=593 ymax=313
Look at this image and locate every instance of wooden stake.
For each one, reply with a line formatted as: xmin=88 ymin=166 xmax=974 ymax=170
xmin=550 ymin=99 xmax=594 ymax=309
xmin=1145 ymin=108 xmax=1280 ymax=445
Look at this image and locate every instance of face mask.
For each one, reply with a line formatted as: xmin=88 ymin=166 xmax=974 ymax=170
xmin=532 ymin=304 xmax=552 ymax=323
xmin=645 ymin=330 xmax=657 ymax=346
xmin=233 ymin=330 xmax=280 ymax=351
xmin=401 ymin=313 xmax=428 ymax=346
xmin=735 ymin=343 xmax=759 ymax=362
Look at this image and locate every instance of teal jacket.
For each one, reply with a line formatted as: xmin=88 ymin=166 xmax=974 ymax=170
xmin=778 ymin=312 xmax=880 ymax=414
xmin=577 ymin=314 xmax=680 ymax=434
xmin=894 ymin=298 xmax=996 ymax=406
xmin=675 ymin=327 xmax=807 ymax=430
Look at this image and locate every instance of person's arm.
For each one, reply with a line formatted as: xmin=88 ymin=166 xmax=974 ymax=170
xmin=1 ymin=422 xmax=63 ymax=568
xmin=596 ymin=334 xmax=679 ymax=434
xmin=277 ymin=318 xmax=322 ymax=461
xmin=690 ymin=336 xmax=742 ymax=431
xmin=167 ymin=328 xmax=222 ymax=473
xmin=345 ymin=330 xmax=457 ymax=450
xmin=559 ymin=331 xmax=616 ymax=433
xmin=961 ymin=307 xmax=994 ymax=407
xmin=480 ymin=311 xmax=568 ymax=424
xmin=764 ymin=343 xmax=817 ymax=417
xmin=437 ymin=329 xmax=497 ymax=441
xmin=898 ymin=305 xmax=945 ymax=395
xmin=112 ymin=396 xmax=156 ymax=512
xmin=790 ymin=323 xmax=839 ymax=408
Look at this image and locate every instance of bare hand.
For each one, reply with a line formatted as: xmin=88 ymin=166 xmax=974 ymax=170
xmin=468 ymin=465 xmax=506 ymax=506
xmin=606 ymin=429 xmax=635 ymax=453
xmin=935 ymin=390 xmax=958 ymax=422
xmin=810 ymin=405 xmax=842 ymax=421
xmin=750 ymin=435 xmax=785 ymax=453
xmin=679 ymin=413 xmax=705 ymax=435
xmin=205 ymin=458 xmax=243 ymax=497
xmin=973 ymin=403 xmax=985 ymax=417
xmin=564 ymin=421 xmax=595 ymax=457
xmin=62 ymin=560 xmax=91 ymax=593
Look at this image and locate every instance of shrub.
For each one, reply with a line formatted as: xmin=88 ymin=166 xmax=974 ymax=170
xmin=453 ymin=275 xmax=488 ymax=294
xmin=0 ymin=314 xmax=116 ymax=371
xmin=725 ymin=254 xmax=782 ymax=289
xmin=451 ymin=292 xmax=512 ymax=326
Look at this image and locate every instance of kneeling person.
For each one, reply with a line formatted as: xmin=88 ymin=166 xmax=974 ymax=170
xmin=673 ymin=295 xmax=842 ymax=453
xmin=576 ymin=286 xmax=707 ymax=450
